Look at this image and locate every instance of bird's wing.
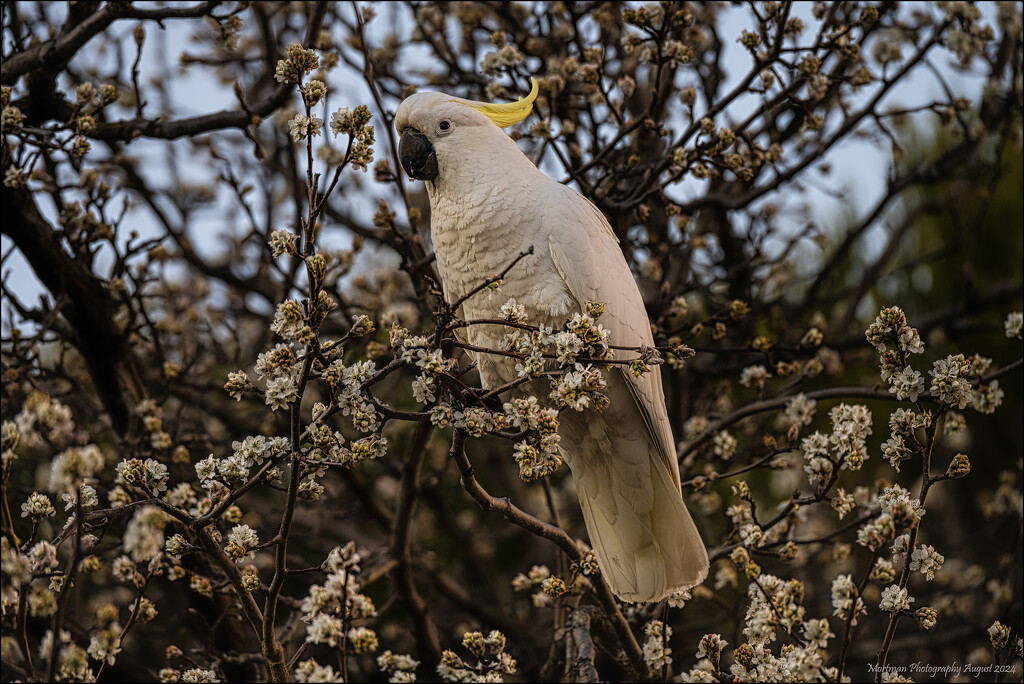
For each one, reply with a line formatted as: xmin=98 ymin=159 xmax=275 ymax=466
xmin=544 ymin=182 xmax=708 ymax=600
xmin=544 ymin=184 xmax=680 ymax=487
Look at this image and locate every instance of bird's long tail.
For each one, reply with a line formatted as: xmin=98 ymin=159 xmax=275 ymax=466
xmin=574 ymin=453 xmax=708 ymax=603
xmin=558 ymin=374 xmax=709 ymax=602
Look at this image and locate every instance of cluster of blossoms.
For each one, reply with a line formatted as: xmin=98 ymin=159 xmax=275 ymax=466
xmin=694 ymin=632 xmax=727 ymax=670
xmin=713 ymin=430 xmax=737 ymax=460
xmin=510 ymin=563 xmax=583 ymax=607
xmin=800 ymin=403 xmax=872 ymax=490
xmin=504 ymin=397 xmax=562 ymax=481
xmin=968 ymin=367 xmax=1004 ymax=415
xmin=779 ymin=393 xmax=817 ymax=435
xmin=702 ymin=613 xmax=833 ymax=682
xmin=157 ymin=666 xmax=220 ymax=682
xmin=865 ymin=306 xmax=926 ymax=401
xmin=269 ymin=299 xmax=313 ymax=346
xmin=831 ymin=573 xmax=867 ymax=626
xmin=14 ymin=391 xmax=77 ymax=448
xmin=405 ymin=299 xmax=645 ymax=485
xmin=37 ymin=629 xmax=92 ymax=680
xmin=742 ymin=573 xmax=806 ymax=645
xmin=437 ymin=630 xmax=516 ymax=683
xmin=288 ymin=112 xmax=322 ymax=142
xmin=115 ymin=458 xmax=170 ymax=494
xmin=830 ymin=487 xmax=857 ymax=520
xmin=223 ymin=524 xmax=259 ymax=560
xmin=621 ymin=4 xmax=696 ymax=65
xmin=269 ymin=228 xmax=298 ymax=258
xmin=827 ymin=403 xmax=872 ymax=469
xmin=86 ymin=606 xmax=123 ymax=666
xmin=548 ymin=363 xmax=608 ymax=412
xmin=479 ymin=32 xmax=524 ymax=76
xmin=328 ymin=105 xmax=375 ymax=171
xmin=682 ymin=415 xmax=708 ymax=441
xmin=120 ymin=506 xmax=169 ymax=562
xmin=642 ymin=620 xmax=673 ymax=671
xmin=322 ymin=357 xmax=382 ymax=434
xmin=716 ymin=638 xmax=837 ymax=683
xmin=194 ymin=435 xmax=289 ymax=505
xmin=292 ymin=659 xmax=340 ymax=682
xmin=739 ymin=364 xmax=771 ymax=390
xmin=881 ymin=408 xmax=930 ymax=472
xmin=1005 ymin=311 xmax=1023 ymax=339
xmin=928 ymin=353 xmax=974 ymax=409
xmin=20 ymin=491 xmax=56 ymax=521
xmin=309 ymin=430 xmax=387 ymax=500
xmin=856 ymin=484 xmax=925 ymax=552
xmin=682 ymin=569 xmax=840 ymax=683
xmin=501 ymin=302 xmax=611 ymax=376
xmin=987 ymin=620 xmax=1012 ymax=651
xmin=48 ymin=444 xmax=105 ymax=500
xmin=274 ymin=43 xmax=319 ymax=84
xmin=866 ymin=306 xmax=1008 ymax=416
xmin=299 ymin=544 xmax=378 ymax=656
xmin=909 ymin=544 xmax=945 ymax=581
xmin=227 ymin=302 xmax=387 ymax=489
xmin=731 ymin=507 xmax=766 ymax=550
xmin=878 ymin=485 xmax=926 ymax=527
xmin=1 ymin=420 xmax=18 ymax=466
xmin=397 ymin=330 xmax=457 ymax=407
xmin=444 ymin=407 xmax=500 ymax=438
xmin=111 ymin=555 xmax=147 ymax=588
xmin=879 ymin=584 xmax=914 ymax=613
xmin=377 ymin=650 xmax=420 ymax=683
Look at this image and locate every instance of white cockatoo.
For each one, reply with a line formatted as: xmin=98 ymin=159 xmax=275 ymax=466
xmin=395 ymin=79 xmax=708 ymax=602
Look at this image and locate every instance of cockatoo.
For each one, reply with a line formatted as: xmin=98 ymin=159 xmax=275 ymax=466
xmin=395 ymin=78 xmax=708 ymax=602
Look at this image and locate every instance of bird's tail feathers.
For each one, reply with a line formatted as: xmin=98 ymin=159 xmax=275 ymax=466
xmin=577 ymin=458 xmax=708 ymax=603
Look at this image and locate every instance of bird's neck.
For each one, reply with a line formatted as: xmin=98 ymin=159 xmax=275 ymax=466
xmin=427 ymin=137 xmax=543 ymax=242
xmin=425 ymin=141 xmax=548 ymax=297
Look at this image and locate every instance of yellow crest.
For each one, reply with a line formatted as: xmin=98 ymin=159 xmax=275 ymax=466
xmin=463 ymin=77 xmax=539 ymax=128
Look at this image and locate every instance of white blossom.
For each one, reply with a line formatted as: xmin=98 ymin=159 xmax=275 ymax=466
xmin=909 ymin=545 xmax=944 ymax=580
xmin=225 ymin=524 xmax=260 ymax=560
xmin=642 ymin=620 xmax=672 ymax=670
xmin=411 ymin=374 xmax=436 ymax=404
xmin=306 ymin=614 xmax=344 ymax=647
xmin=879 ymin=584 xmax=913 ymax=613
xmin=831 ymin=574 xmax=866 ymax=624
xmin=929 ymin=354 xmax=973 ymax=409
xmin=739 ymin=364 xmax=771 ymax=388
xmin=888 ymin=366 xmax=924 ymax=401
xmin=713 ymin=431 xmax=737 ymax=460
xmin=972 ymin=381 xmax=1004 ymax=414
xmin=289 ymin=114 xmax=323 ymax=142
xmin=1004 ymin=311 xmax=1022 ymax=338
xmin=265 ymin=375 xmax=299 ymax=410
xmin=499 ymin=298 xmax=526 ymax=322
xmin=782 ymin=393 xmax=816 ymax=428
xmin=801 ymin=618 xmax=834 ymax=650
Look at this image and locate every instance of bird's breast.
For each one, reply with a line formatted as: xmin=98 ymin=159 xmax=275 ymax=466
xmin=428 ymin=186 xmax=576 ymax=388
xmin=430 ymin=187 xmax=574 ymax=319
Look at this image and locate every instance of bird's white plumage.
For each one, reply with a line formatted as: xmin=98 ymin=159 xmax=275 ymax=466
xmin=395 ymin=88 xmax=709 ymax=602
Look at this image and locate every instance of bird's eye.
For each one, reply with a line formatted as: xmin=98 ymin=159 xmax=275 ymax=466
xmin=438 ymin=120 xmax=451 ymax=132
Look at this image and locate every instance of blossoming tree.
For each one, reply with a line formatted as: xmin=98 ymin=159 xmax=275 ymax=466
xmin=2 ymin=2 xmax=1022 ymax=682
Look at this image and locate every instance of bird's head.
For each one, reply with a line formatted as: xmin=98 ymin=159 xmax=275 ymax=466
xmin=394 ymin=78 xmax=538 ymax=183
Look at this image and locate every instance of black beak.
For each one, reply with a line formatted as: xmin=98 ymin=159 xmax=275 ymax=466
xmin=399 ymin=129 xmax=438 ymax=182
